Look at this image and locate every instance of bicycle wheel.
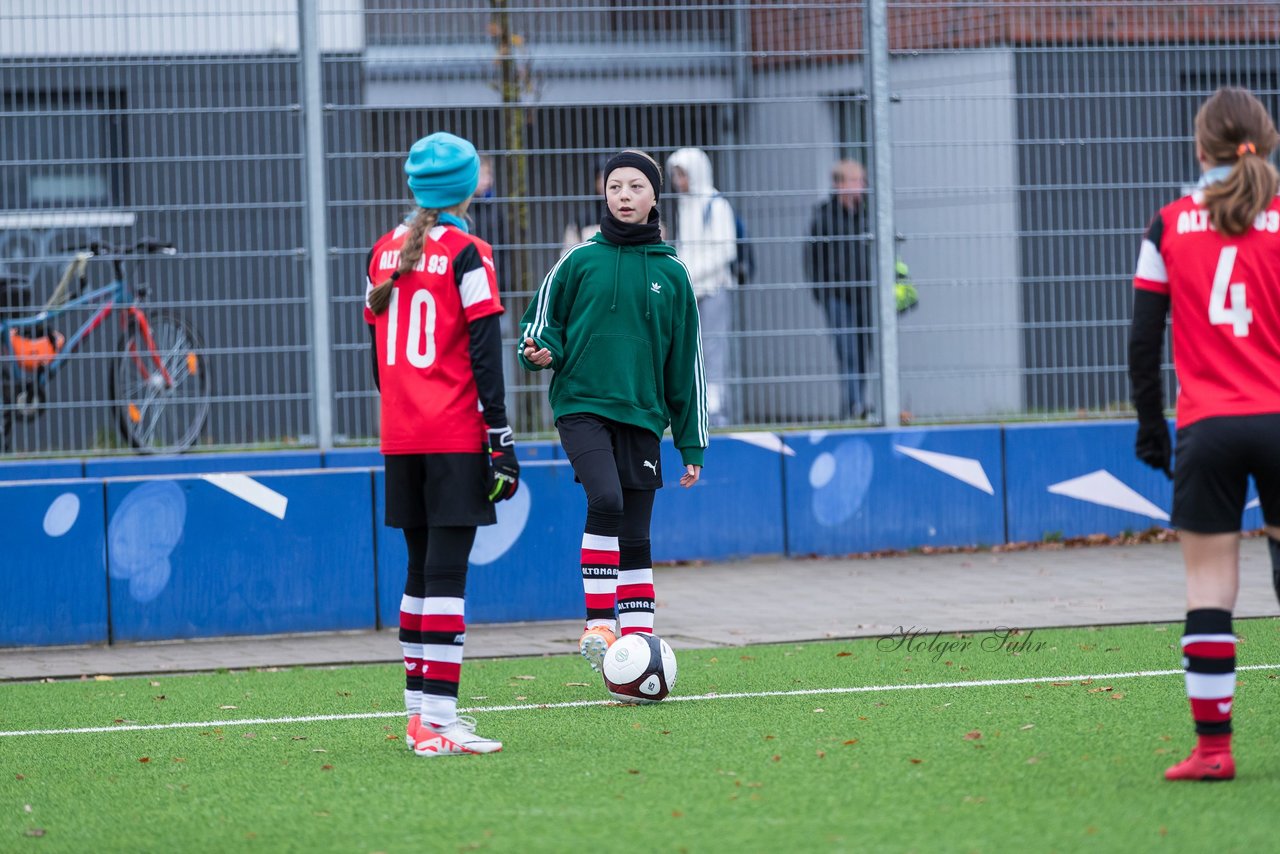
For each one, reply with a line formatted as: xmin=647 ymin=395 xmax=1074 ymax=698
xmin=110 ymin=312 xmax=210 ymax=453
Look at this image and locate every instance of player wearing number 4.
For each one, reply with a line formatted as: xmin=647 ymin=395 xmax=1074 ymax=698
xmin=1129 ymin=87 xmax=1280 ymax=782
xmin=519 ymin=149 xmax=708 ymax=674
xmin=364 ymin=132 xmax=520 ymax=757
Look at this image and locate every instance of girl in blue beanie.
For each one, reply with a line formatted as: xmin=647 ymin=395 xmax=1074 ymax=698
xmin=364 ymin=132 xmax=519 ymax=757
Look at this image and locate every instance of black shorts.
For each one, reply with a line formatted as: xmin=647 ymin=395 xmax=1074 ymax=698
xmin=1172 ymin=413 xmax=1280 ymax=533
xmin=556 ymin=413 xmax=663 ymax=490
xmin=383 ymin=452 xmax=496 ymax=529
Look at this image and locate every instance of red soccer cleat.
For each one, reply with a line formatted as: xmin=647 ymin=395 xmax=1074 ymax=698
xmin=405 ymin=714 xmax=422 ymax=749
xmin=1164 ymin=748 xmax=1235 ymax=781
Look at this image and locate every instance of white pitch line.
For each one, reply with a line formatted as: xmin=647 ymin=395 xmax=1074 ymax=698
xmin=3 ymin=663 xmax=1277 ymax=739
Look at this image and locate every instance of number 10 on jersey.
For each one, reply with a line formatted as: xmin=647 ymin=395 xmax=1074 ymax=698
xmin=1209 ymin=246 xmax=1253 ymax=337
xmin=385 ymin=288 xmax=438 ymax=367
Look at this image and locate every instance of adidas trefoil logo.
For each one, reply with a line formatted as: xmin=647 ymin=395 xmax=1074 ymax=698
xmin=650 ymin=281 xmax=662 ymax=293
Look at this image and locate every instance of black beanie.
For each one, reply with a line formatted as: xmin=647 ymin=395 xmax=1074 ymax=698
xmin=603 ymin=151 xmax=662 ymax=201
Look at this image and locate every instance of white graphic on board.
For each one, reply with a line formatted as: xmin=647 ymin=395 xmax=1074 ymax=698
xmin=43 ymin=492 xmax=80 ymax=537
xmin=108 ymin=481 xmax=187 ymax=602
xmin=199 ymin=473 xmax=288 ymax=520
xmin=470 ymin=479 xmax=532 ymax=565
xmin=893 ymin=445 xmax=995 ymax=495
xmin=1047 ymin=470 xmax=1169 ymax=521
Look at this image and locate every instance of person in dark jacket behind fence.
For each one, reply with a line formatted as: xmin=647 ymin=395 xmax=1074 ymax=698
xmin=806 ymin=158 xmax=873 ymax=420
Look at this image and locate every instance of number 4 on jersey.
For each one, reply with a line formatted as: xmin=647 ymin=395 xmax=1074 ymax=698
xmin=1209 ymin=246 xmax=1253 ymax=337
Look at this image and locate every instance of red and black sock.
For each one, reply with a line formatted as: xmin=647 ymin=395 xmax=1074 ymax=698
xmin=420 ymin=564 xmax=468 ymax=728
xmin=617 ymin=536 xmax=655 ymax=635
xmin=582 ymin=508 xmax=621 ymax=631
xmin=1181 ymin=608 xmax=1235 ymax=756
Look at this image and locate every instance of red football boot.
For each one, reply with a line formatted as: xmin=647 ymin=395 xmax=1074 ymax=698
xmin=1164 ymin=747 xmax=1235 ymax=781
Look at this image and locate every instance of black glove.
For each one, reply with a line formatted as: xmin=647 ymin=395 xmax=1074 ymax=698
xmin=1135 ymin=418 xmax=1172 ymax=480
xmin=486 ymin=425 xmax=520 ymax=502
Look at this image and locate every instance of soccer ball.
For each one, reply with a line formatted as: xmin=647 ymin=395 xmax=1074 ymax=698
xmin=601 ymin=633 xmax=677 ymax=704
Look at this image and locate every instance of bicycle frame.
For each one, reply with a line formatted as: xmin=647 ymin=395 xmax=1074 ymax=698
xmin=0 ymin=257 xmax=170 ymax=393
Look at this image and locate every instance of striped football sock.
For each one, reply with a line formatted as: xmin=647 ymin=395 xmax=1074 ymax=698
xmin=1181 ymin=608 xmax=1235 ymax=756
xmin=420 ymin=593 xmax=466 ymax=729
xmin=617 ymin=536 xmax=655 ymax=635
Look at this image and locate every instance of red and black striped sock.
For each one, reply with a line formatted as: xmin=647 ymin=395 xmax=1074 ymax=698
xmin=1181 ymin=608 xmax=1235 ymax=756
xmin=419 ymin=561 xmax=468 ymax=729
xmin=582 ymin=508 xmax=621 ymax=632
xmin=617 ymin=536 xmax=655 ymax=635
xmin=398 ymin=529 xmax=429 ymax=720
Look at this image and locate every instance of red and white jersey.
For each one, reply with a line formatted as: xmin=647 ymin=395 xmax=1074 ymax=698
xmin=365 ymin=222 xmax=503 ymax=454
xmin=1134 ymin=192 xmax=1280 ymax=427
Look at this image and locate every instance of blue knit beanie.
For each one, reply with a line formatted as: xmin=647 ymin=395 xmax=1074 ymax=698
xmin=404 ymin=133 xmax=480 ymax=210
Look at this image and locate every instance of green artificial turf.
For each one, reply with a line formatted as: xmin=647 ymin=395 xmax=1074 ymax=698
xmin=2 ymin=619 xmax=1279 ymax=853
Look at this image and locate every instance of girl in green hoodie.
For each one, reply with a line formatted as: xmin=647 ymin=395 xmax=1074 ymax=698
xmin=519 ymin=149 xmax=707 ymax=674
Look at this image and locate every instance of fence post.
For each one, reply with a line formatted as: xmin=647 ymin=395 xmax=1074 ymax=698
xmin=865 ymin=0 xmax=900 ymax=427
xmin=298 ymin=0 xmax=334 ymax=450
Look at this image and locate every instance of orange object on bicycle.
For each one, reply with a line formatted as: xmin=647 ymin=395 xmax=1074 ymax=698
xmin=8 ymin=328 xmax=66 ymax=372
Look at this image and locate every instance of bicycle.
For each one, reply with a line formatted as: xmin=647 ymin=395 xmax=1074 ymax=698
xmin=0 ymin=240 xmax=210 ymax=454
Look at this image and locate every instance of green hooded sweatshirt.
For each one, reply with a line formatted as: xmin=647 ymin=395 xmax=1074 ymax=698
xmin=518 ymin=232 xmax=708 ymax=467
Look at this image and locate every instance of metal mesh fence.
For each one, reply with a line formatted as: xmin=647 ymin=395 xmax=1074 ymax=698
xmin=2 ymin=1 xmax=1277 ymax=456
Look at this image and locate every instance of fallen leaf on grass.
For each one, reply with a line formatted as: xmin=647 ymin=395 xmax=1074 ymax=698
xmin=843 ymin=740 xmax=859 ymax=746
xmin=771 ymin=755 xmax=781 ymax=762
xmin=153 ymin=695 xmax=166 ymax=701
xmin=627 ymin=769 xmax=641 ymax=775
xmin=564 ymin=682 xmax=591 ymax=688
xmin=964 ymin=731 xmax=982 ymax=741
xmin=1110 ymin=692 xmax=1126 ymax=700
xmin=1088 ymin=686 xmax=1113 ymax=694
xmin=835 ymin=651 xmax=853 ymax=657
xmin=321 ymin=764 xmax=334 ymax=771
xmin=15 ymin=774 xmax=25 ymax=780
xmin=672 ymin=810 xmax=684 ymax=818
xmin=763 ymin=735 xmax=776 ymax=740
xmin=138 ymin=757 xmax=150 ymax=763
xmin=385 ymin=735 xmax=399 ymax=741
xmin=816 ymin=750 xmax=826 ymax=759
xmin=1021 ymin=724 xmax=1035 ymax=730
xmin=24 ymin=829 xmax=45 ymax=838
xmin=514 ymin=696 xmax=527 ymax=701
xmin=909 ymin=758 xmax=924 ymax=764
xmin=512 ymin=675 xmax=536 ymax=681
xmin=219 ymin=705 xmax=238 ymax=710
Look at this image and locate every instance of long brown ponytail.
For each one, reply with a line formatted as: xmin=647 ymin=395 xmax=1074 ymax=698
xmin=1195 ymin=87 xmax=1280 ymax=236
xmin=367 ymin=207 xmax=440 ymax=315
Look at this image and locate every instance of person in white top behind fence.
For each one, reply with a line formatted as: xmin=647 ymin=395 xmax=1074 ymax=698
xmin=666 ymin=147 xmax=737 ymax=427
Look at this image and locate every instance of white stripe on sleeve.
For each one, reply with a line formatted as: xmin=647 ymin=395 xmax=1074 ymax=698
xmin=1135 ymin=239 xmax=1167 ymax=284
xmin=458 ymin=267 xmax=491 ymax=309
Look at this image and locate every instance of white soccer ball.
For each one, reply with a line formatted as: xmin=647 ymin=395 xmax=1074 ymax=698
xmin=601 ymin=633 xmax=677 ymax=704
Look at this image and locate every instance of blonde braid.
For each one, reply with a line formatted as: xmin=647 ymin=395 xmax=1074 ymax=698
xmin=367 ymin=207 xmax=440 ymax=315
